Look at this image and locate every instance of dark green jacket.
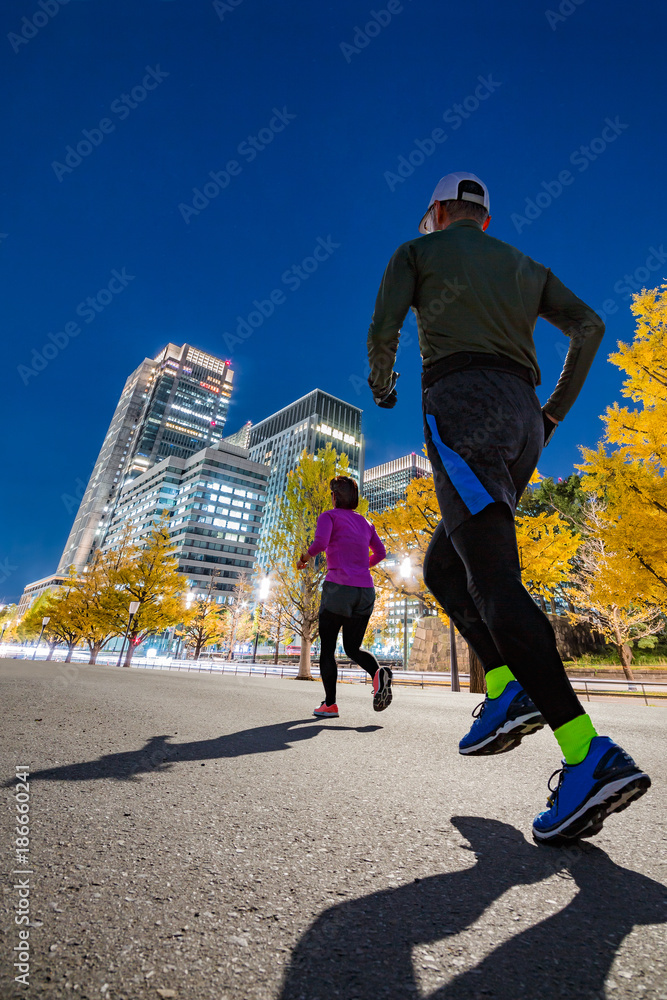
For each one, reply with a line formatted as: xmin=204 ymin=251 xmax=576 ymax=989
xmin=367 ymin=219 xmax=605 ymax=421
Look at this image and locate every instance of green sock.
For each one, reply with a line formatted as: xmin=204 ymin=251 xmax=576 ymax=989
xmin=554 ymin=714 xmax=598 ymax=765
xmin=485 ymin=665 xmax=516 ymax=699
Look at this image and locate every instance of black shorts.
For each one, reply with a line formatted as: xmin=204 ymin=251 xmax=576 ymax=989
xmin=423 ymin=369 xmax=544 ymax=535
xmin=319 ymin=581 xmax=375 ymax=618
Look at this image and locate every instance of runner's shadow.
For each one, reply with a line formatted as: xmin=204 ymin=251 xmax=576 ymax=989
xmin=278 ymin=816 xmax=666 ymax=1000
xmin=13 ymin=719 xmax=381 ymax=783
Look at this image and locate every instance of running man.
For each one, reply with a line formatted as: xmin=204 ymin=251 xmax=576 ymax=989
xmin=297 ymin=475 xmax=392 ymax=718
xmin=366 ymin=172 xmax=650 ymax=844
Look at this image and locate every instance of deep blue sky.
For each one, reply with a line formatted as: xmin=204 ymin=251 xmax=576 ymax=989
xmin=2 ymin=0 xmax=666 ymax=601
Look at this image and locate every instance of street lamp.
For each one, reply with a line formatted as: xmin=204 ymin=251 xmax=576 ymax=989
xmin=449 ymin=617 xmax=460 ymax=692
xmin=1 ymin=619 xmax=12 ymax=647
xmin=252 ymin=577 xmax=271 ymax=662
xmin=400 ymin=558 xmax=411 ymax=669
xmin=32 ymin=617 xmax=50 ymax=661
xmin=117 ymin=601 xmax=140 ymax=668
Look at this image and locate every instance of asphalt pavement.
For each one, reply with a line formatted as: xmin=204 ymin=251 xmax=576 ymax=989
xmin=1 ymin=658 xmax=665 ymax=1000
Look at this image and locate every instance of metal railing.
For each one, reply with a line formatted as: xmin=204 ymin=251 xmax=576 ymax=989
xmin=4 ymin=647 xmax=666 ymax=701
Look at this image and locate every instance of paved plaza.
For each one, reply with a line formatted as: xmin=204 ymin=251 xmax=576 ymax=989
xmin=1 ymin=658 xmax=665 ymax=999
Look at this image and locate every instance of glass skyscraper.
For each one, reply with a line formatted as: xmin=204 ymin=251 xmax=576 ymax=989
xmin=245 ymin=389 xmax=364 ymax=566
xmin=103 ymin=441 xmax=268 ymax=602
xmin=362 ymin=453 xmax=432 ymax=513
xmin=57 ymin=343 xmax=234 ymax=574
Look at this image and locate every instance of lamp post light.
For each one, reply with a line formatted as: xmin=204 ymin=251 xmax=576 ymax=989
xmin=399 ymin=557 xmax=412 ymax=669
xmin=32 ymin=617 xmax=51 ymax=661
xmin=252 ymin=577 xmax=271 ymax=662
xmin=449 ymin=617 xmax=460 ymax=692
xmin=1 ymin=620 xmax=12 ymax=648
xmin=117 ymin=601 xmax=140 ymax=668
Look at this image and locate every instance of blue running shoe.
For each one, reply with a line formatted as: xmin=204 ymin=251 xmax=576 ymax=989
xmin=533 ymin=736 xmax=651 ymax=845
xmin=459 ymin=681 xmax=545 ymax=756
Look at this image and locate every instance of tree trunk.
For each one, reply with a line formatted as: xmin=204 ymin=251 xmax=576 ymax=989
xmin=227 ymin=621 xmax=237 ymax=660
xmin=468 ymin=648 xmax=485 ymax=694
xmin=539 ymin=595 xmax=547 ymax=613
xmin=88 ymin=644 xmax=101 ymax=665
xmin=296 ymin=635 xmax=313 ymax=680
xmin=194 ymin=642 xmax=202 ymax=660
xmin=619 ymin=643 xmax=635 ymax=681
xmin=65 ymin=642 xmax=76 ymax=662
xmin=274 ymin=640 xmax=280 ymax=664
xmin=46 ymin=643 xmax=57 ymax=661
xmin=123 ymin=641 xmax=137 ymax=668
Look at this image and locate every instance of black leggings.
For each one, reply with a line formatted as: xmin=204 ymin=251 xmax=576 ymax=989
xmin=318 ymin=610 xmax=379 ymax=706
xmin=423 ymin=502 xmax=583 ymax=731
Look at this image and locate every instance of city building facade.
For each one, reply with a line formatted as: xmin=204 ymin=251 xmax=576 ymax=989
xmin=57 ymin=343 xmax=234 ymax=575
xmin=363 ymin=453 xmax=433 ymax=661
xmin=248 ymin=389 xmax=364 ymax=566
xmin=17 ymin=574 xmax=68 ymax=617
xmin=363 ymin=452 xmax=431 ymax=514
xmin=103 ymin=441 xmax=269 ymax=602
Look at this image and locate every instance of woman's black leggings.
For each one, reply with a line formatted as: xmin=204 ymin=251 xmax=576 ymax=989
xmin=423 ymin=502 xmax=584 ymax=731
xmin=318 ymin=610 xmax=379 ymax=706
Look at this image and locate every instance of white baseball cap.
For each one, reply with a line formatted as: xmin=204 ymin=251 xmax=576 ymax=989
xmin=418 ymin=172 xmax=490 ymax=234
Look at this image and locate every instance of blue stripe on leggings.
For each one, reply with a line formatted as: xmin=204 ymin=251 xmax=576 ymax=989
xmin=425 ymin=413 xmax=495 ymax=515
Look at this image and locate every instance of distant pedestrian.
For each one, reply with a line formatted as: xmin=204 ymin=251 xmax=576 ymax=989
xmin=297 ymin=476 xmax=391 ymax=718
xmin=367 ymin=171 xmax=650 ymax=843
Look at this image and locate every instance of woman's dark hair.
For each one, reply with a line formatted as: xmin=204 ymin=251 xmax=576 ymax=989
xmin=330 ymin=475 xmax=359 ymax=510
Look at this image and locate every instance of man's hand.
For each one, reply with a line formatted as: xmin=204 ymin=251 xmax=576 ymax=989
xmin=542 ymin=408 xmax=559 ymax=446
xmin=296 ymin=552 xmax=310 ymax=570
xmin=369 ymin=371 xmax=399 ymax=409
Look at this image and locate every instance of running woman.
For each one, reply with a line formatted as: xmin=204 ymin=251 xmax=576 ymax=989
xmin=296 ymin=475 xmax=392 ymax=718
xmin=366 ymin=172 xmax=650 ymax=844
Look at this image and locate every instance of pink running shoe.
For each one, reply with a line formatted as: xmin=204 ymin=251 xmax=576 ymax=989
xmin=313 ymin=702 xmax=339 ymax=718
xmin=372 ymin=667 xmax=393 ymax=712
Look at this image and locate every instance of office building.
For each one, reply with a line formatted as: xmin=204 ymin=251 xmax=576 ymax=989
xmin=103 ymin=441 xmax=269 ymax=601
xmin=363 ymin=453 xmax=431 ymax=514
xmin=247 ymin=390 xmax=364 ymax=565
xmin=362 ymin=453 xmax=432 ymax=658
xmin=17 ymin=574 xmax=68 ymax=617
xmin=57 ymin=343 xmax=234 ymax=575
xmin=223 ymin=420 xmax=253 ymax=449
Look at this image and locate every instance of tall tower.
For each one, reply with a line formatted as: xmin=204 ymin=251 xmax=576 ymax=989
xmin=362 ymin=453 xmax=432 ymax=513
xmin=247 ymin=389 xmax=364 ymax=566
xmin=57 ymin=343 xmax=234 ymax=574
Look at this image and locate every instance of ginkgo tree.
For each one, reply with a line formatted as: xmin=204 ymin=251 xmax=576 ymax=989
xmin=218 ymin=575 xmax=255 ymax=659
xmin=266 ymin=445 xmax=359 ymax=680
xmin=579 ymin=283 xmax=667 ymax=607
xmin=370 ymin=472 xmax=441 ymax=613
xmin=111 ymin=520 xmax=188 ymax=667
xmin=261 ymin=593 xmax=295 ymax=663
xmin=21 ymin=582 xmax=83 ymax=662
xmin=515 ymin=509 xmax=580 ymax=611
xmin=569 ymin=500 xmax=664 ymax=679
xmin=178 ymin=597 xmax=228 ymax=660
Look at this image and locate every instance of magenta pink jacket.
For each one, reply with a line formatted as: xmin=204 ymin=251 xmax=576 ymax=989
xmin=307 ymin=508 xmax=386 ymax=587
